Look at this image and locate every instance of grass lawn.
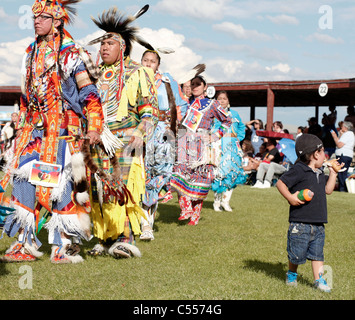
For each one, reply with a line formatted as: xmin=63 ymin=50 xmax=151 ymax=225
xmin=0 ymin=184 xmax=354 ymax=301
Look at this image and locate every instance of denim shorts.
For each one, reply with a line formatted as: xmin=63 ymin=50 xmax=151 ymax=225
xmin=287 ymin=222 xmax=325 ymax=265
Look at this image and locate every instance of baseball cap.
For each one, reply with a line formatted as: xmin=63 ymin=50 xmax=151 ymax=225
xmin=295 ymin=134 xmax=323 ymax=157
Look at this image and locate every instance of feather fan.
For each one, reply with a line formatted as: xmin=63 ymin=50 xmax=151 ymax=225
xmin=178 ymin=63 xmax=206 ymax=84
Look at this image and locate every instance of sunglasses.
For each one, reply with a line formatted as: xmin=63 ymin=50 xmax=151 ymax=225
xmin=32 ymin=15 xmax=53 ymax=22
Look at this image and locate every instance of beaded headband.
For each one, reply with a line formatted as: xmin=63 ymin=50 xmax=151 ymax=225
xmin=32 ymin=0 xmax=80 ymax=24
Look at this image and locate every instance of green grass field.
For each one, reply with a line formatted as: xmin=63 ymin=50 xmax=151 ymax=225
xmin=0 ymin=184 xmax=354 ymax=300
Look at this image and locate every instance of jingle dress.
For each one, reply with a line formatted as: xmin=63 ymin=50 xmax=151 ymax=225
xmin=142 ymin=72 xmax=188 ymax=225
xmin=211 ymin=108 xmax=246 ymax=194
xmin=171 ymin=96 xmax=232 ymax=224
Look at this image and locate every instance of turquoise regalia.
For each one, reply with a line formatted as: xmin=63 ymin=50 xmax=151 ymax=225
xmin=211 ymin=108 xmax=246 ymax=193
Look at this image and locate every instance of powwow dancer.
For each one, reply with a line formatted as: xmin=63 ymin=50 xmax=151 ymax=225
xmin=211 ymin=90 xmax=246 ymax=212
xmin=171 ymin=74 xmax=232 ymax=225
xmin=86 ymin=6 xmax=159 ymax=258
xmin=0 ymin=0 xmax=103 ymax=263
xmin=140 ymin=48 xmax=188 ymax=240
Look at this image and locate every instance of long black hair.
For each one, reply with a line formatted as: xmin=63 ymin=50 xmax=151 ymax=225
xmin=56 ymin=19 xmax=65 ymax=78
xmin=141 ymin=50 xmax=161 ymax=66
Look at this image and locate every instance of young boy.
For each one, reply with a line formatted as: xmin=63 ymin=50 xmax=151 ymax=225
xmin=276 ymin=134 xmax=340 ymax=292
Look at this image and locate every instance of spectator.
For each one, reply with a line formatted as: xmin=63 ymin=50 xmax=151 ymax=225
xmin=0 ymin=114 xmax=17 ymax=167
xmin=243 ymin=142 xmax=267 ymax=171
xmin=272 ymin=121 xmax=284 ymax=133
xmin=326 ymin=105 xmax=337 ymax=126
xmin=306 ymin=117 xmax=322 ymax=138
xmin=246 ymin=119 xmax=264 ymax=156
xmin=344 ymin=106 xmax=355 ymax=129
xmin=337 ymin=121 xmax=344 ymax=132
xmin=242 ymin=142 xmax=266 ymax=185
xmin=242 ymin=139 xmax=254 ymax=158
xmin=321 ymin=112 xmax=337 ymax=159
xmin=255 ymin=142 xmax=267 ymax=159
xmin=276 ymin=133 xmax=337 ymax=292
xmin=0 ymin=112 xmax=18 ymax=142
xmin=296 ymin=126 xmax=304 ymax=139
xmin=330 ymin=121 xmax=355 ymax=192
xmin=251 ymin=138 xmax=285 ymax=188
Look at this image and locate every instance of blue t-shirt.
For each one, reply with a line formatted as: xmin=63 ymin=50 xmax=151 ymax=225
xmin=279 ymin=162 xmax=328 ymax=224
xmin=250 ymin=127 xmax=264 ymax=156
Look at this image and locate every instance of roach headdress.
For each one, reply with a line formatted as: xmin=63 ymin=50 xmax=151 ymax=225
xmin=88 ymin=5 xmax=153 ymax=56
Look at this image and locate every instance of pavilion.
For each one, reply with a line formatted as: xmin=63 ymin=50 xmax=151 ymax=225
xmin=210 ymin=78 xmax=355 ymax=130
xmin=1 ymin=78 xmax=355 ymax=130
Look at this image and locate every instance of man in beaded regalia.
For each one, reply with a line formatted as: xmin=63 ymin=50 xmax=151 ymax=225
xmin=0 ymin=0 xmax=104 ymax=264
xmin=85 ymin=6 xmax=159 ymax=258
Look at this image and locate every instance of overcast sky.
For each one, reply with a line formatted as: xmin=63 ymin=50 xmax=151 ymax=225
xmin=0 ymin=0 xmax=354 ymax=130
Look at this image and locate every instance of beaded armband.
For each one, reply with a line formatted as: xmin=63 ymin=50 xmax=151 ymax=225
xmin=75 ymin=70 xmax=93 ymax=90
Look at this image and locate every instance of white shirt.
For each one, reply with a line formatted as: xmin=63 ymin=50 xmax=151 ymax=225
xmin=1 ymin=122 xmax=12 ymax=141
xmin=336 ymin=131 xmax=355 ymax=158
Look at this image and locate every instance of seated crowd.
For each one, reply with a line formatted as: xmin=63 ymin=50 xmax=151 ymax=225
xmin=241 ymin=107 xmax=355 ymax=192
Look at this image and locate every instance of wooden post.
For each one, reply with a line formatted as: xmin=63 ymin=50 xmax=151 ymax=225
xmin=250 ymin=105 xmax=255 ymax=121
xmin=266 ymin=87 xmax=274 ymax=131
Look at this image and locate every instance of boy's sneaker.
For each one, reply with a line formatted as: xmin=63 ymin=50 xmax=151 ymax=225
xmin=286 ymin=271 xmax=298 ymax=287
xmin=313 ymin=273 xmax=331 ymax=292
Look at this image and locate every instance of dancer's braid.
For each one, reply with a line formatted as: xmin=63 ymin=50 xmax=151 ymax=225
xmin=57 ymin=19 xmax=65 ymax=78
